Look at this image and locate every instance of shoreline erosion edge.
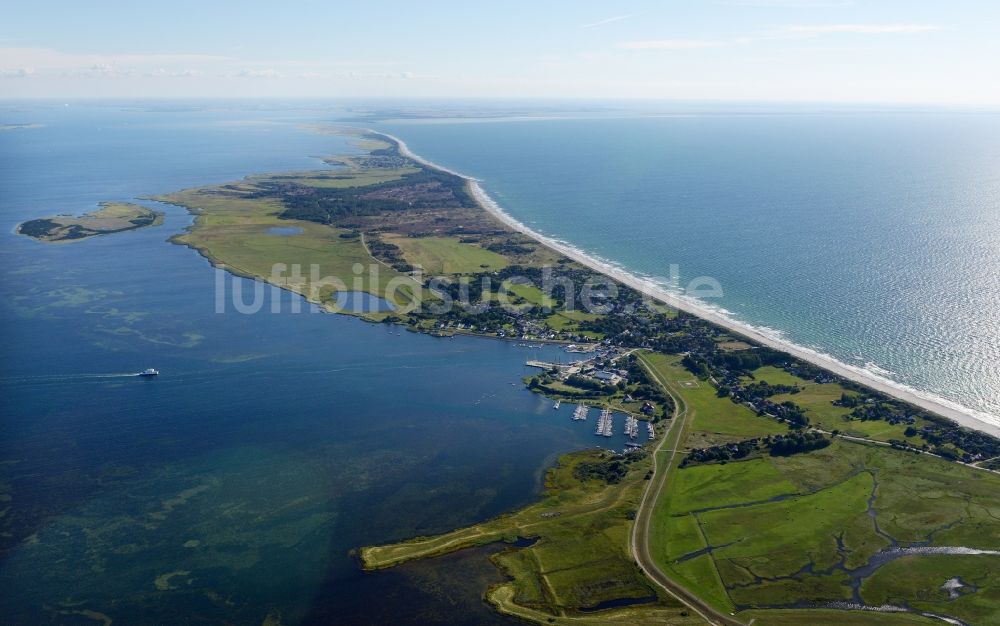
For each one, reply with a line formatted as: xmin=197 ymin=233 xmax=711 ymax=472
xmin=381 ymin=131 xmax=1000 ymax=438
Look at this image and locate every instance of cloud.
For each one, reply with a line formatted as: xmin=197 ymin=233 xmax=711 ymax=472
xmin=620 ymin=39 xmax=737 ymax=50
xmin=237 ymin=68 xmax=280 ymax=78
xmin=0 ymin=67 xmax=35 ymax=77
xmin=582 ymin=13 xmax=641 ymax=29
xmin=621 ymin=22 xmax=939 ymax=52
xmin=145 ymin=68 xmax=203 ymax=78
xmin=718 ymin=0 xmax=854 ymax=6
xmin=782 ymin=23 xmax=940 ymax=35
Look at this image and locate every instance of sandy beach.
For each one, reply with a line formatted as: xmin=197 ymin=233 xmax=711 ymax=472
xmin=385 ymin=132 xmax=1000 ymax=439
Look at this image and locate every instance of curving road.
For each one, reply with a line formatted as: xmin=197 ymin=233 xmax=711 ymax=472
xmin=630 ymin=354 xmax=746 ymax=626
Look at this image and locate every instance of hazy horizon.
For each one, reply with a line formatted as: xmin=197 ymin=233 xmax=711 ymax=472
xmin=3 ymin=1 xmax=999 ymax=105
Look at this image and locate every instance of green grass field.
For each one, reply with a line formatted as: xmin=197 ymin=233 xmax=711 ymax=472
xmin=384 ymin=234 xmax=509 ymax=274
xmin=545 ymin=309 xmax=603 ymax=337
xmin=861 ymin=554 xmax=1000 ymax=624
xmin=640 ymin=353 xmax=1000 ymax=624
xmin=666 ymin=459 xmax=799 ymax=514
xmin=751 ymin=366 xmax=928 ymax=443
xmin=642 ymin=353 xmax=787 ymax=446
xmin=262 ymin=167 xmax=419 ymax=188
xmin=156 ymin=178 xmax=422 ymax=312
xmin=504 ymin=282 xmax=554 ymax=307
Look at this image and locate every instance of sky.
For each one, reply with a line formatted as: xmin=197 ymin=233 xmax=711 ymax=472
xmin=1 ymin=0 xmax=999 ymax=105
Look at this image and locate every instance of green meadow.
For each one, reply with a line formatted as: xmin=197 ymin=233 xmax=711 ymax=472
xmin=154 ymin=173 xmax=423 ymax=313
xmin=641 ymin=352 xmax=1000 ymax=624
xmin=752 ymin=365 xmax=929 ymax=443
xmin=384 ymin=234 xmax=509 ymax=274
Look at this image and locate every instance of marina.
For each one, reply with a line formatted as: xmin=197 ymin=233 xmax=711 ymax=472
xmin=624 ymin=415 xmax=639 ymax=440
xmin=572 ymin=404 xmax=589 ymax=421
xmin=595 ymin=408 xmax=614 ymax=437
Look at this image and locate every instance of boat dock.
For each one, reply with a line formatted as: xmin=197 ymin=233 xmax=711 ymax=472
xmin=647 ymin=421 xmax=655 ymax=438
xmin=595 ymin=408 xmax=613 ymax=437
xmin=572 ymin=404 xmax=589 ymax=421
xmin=525 ymin=360 xmax=580 ymax=375
xmin=624 ymin=415 xmax=639 ymax=440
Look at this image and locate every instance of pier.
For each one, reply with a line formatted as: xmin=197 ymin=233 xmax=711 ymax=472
xmin=525 ymin=360 xmax=581 ymax=375
xmin=595 ymin=408 xmax=613 ymax=437
xmin=625 ymin=415 xmax=639 ymax=440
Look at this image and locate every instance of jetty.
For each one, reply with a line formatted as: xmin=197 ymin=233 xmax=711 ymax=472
xmin=625 ymin=415 xmax=639 ymax=440
xmin=525 ymin=360 xmax=581 ymax=375
xmin=595 ymin=408 xmax=613 ymax=437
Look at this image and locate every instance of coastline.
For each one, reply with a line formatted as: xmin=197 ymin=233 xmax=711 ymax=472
xmin=385 ymin=132 xmax=1000 ymax=439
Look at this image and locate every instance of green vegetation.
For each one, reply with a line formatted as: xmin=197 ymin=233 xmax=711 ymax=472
xmin=383 ymin=234 xmax=509 ymax=274
xmin=18 ymin=201 xmax=163 ymax=243
xmin=128 ymin=129 xmax=1000 ymax=624
xmin=666 ymin=460 xmax=798 ymax=513
xmin=527 ymin=352 xmax=674 ymax=419
xmin=749 ymin=366 xmax=928 ymax=443
xmin=154 ymin=180 xmax=421 ymax=313
xmin=364 ymin=345 xmax=1000 ymax=625
xmin=641 ymin=352 xmax=1000 ymax=624
xmin=642 ymin=353 xmax=787 ymax=447
xmin=361 ymin=449 xmax=692 ymax=621
xmin=738 ymin=609 xmax=941 ymax=625
xmin=861 ymin=555 xmax=1000 ymax=624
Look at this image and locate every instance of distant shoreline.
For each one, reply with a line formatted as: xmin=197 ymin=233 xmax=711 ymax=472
xmin=384 ymin=131 xmax=1000 ymax=438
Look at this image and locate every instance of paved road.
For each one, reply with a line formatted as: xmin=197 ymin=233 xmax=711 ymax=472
xmin=630 ymin=355 xmax=746 ymax=626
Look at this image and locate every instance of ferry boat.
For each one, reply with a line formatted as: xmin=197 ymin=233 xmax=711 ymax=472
xmin=139 ymin=368 xmax=159 ymax=377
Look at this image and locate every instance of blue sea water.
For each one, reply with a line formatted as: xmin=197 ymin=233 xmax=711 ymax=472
xmin=0 ymin=102 xmax=639 ymax=624
xmin=381 ymin=112 xmax=1000 ymax=425
xmin=3 ymin=100 xmax=999 ymax=623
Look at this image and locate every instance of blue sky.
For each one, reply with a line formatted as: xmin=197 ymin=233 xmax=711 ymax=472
xmin=2 ymin=0 xmax=998 ymax=104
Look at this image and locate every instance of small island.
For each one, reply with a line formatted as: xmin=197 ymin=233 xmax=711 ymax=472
xmin=17 ymin=201 xmax=163 ymax=243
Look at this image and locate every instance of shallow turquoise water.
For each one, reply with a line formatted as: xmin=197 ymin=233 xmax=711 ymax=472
xmin=381 ymin=113 xmax=1000 ymax=424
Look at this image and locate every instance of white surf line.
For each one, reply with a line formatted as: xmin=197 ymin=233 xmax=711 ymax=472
xmin=381 ymin=131 xmax=1000 ymax=439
